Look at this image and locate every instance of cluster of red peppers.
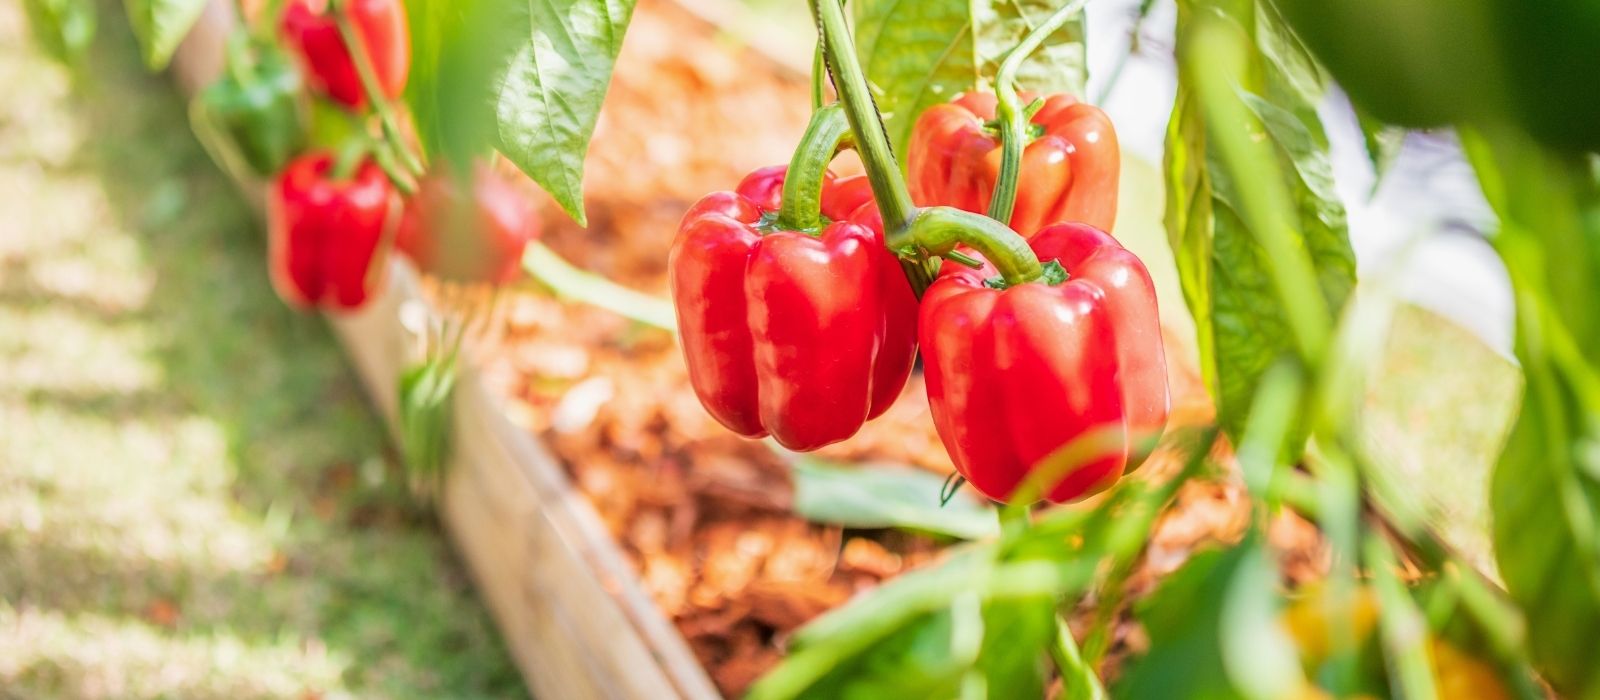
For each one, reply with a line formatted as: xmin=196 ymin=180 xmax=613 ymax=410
xmin=672 ymin=95 xmax=1168 ymax=505
xmin=206 ymin=0 xmax=538 ymax=312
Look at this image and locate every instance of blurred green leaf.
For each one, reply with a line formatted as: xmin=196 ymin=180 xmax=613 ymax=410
xmin=403 ymin=0 xmax=522 ymax=168
xmin=398 ymin=356 xmax=457 ymax=499
xmin=1354 ymin=106 xmax=1404 ymax=187
xmin=123 ymin=0 xmax=207 ymax=69
xmin=852 ymin=0 xmax=1086 ymax=159
xmin=1115 ymin=544 xmax=1251 ymax=700
xmin=1364 ymin=533 xmax=1440 ymax=700
xmin=1164 ymin=0 xmax=1355 ymax=438
xmin=754 ymin=430 xmax=1217 ymax=698
xmin=495 ymin=0 xmax=637 ymax=226
xmin=790 ymin=457 xmax=997 ymax=540
xmin=22 ymin=0 xmax=95 ymax=63
xmin=1466 ymin=128 xmax=1600 ymax=700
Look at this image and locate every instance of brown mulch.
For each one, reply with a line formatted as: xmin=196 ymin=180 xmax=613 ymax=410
xmin=465 ymin=0 xmax=1321 ymax=695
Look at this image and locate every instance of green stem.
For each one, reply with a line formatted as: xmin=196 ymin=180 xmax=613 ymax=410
xmin=778 ymin=104 xmax=852 ymax=232
xmin=809 ymin=0 xmax=917 ymax=234
xmin=810 ymin=43 xmax=825 ymax=111
xmin=888 ymin=207 xmax=1042 ymax=286
xmin=989 ymin=0 xmax=1088 ymax=225
xmin=332 ymin=6 xmax=424 ymax=178
xmin=329 ymin=135 xmax=368 ymax=181
xmin=521 ymin=242 xmax=677 ymax=331
xmin=1051 ymin=614 xmax=1109 ymax=700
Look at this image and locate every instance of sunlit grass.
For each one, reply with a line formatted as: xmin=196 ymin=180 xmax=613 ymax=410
xmin=0 ymin=2 xmax=523 ymax=697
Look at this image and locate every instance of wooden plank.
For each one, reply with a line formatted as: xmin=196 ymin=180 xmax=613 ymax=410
xmin=324 ymin=265 xmax=720 ymax=700
xmin=169 ymin=4 xmax=722 ymax=698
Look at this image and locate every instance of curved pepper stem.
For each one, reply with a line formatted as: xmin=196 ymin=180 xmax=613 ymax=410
xmin=777 ymin=103 xmax=853 ymax=232
xmin=989 ymin=0 xmax=1089 ymax=225
xmin=810 ymin=0 xmax=918 ymax=234
xmin=891 ymin=206 xmax=1044 ymax=287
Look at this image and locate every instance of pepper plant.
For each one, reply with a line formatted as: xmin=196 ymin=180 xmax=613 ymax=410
xmin=28 ymin=0 xmax=1600 ymax=696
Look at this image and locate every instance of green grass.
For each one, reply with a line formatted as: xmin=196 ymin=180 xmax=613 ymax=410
xmin=0 ymin=3 xmax=523 ymax=697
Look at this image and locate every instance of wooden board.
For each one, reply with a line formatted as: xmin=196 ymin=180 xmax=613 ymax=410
xmin=171 ymin=5 xmax=723 ymax=698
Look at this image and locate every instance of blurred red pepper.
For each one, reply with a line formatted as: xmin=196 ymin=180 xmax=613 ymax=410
xmin=280 ymin=0 xmax=408 ymax=109
xmin=397 ymin=162 xmax=540 ymax=285
xmin=908 ymin=92 xmax=1119 ymax=236
xmin=920 ymin=222 xmax=1167 ymax=503
xmin=268 ymin=151 xmax=397 ymax=310
xmin=671 ymin=107 xmax=915 ymax=451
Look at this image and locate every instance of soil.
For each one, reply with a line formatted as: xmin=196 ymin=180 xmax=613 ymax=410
xmin=469 ymin=0 xmax=1305 ymax=695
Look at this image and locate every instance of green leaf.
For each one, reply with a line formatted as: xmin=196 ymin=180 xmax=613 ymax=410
xmin=1115 ymin=545 xmax=1250 ymax=700
xmin=852 ymin=0 xmax=1086 ymax=158
xmin=1354 ymin=106 xmax=1404 ymax=187
xmin=789 ymin=457 xmax=997 ymax=540
xmin=398 ymin=357 xmax=458 ymax=499
xmin=1118 ymin=535 xmax=1303 ymax=700
xmin=22 ymin=0 xmax=96 ymax=64
xmin=404 ymin=0 xmax=520 ymax=170
xmin=1163 ymin=0 xmax=1355 ymax=438
xmin=123 ymin=0 xmax=207 ymax=69
xmin=1467 ymin=128 xmax=1600 ymax=700
xmin=495 ymin=0 xmax=638 ymax=226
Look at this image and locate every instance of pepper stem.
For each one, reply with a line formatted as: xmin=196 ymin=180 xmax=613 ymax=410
xmin=809 ymin=0 xmax=917 ymax=235
xmin=331 ymin=1 xmax=424 ymax=178
xmin=889 ymin=206 xmax=1044 ymax=286
xmin=988 ymin=0 xmax=1089 ymax=225
xmin=776 ymin=104 xmax=852 ymax=232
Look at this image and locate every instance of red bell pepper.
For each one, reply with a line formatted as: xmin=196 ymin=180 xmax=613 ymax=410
xmin=920 ymin=222 xmax=1168 ymax=503
xmin=268 ymin=151 xmax=397 ymax=310
xmin=907 ymin=92 xmax=1120 ymax=236
xmin=397 ymin=162 xmax=541 ymax=285
xmin=280 ymin=0 xmax=409 ymax=109
xmin=671 ymin=107 xmax=915 ymax=451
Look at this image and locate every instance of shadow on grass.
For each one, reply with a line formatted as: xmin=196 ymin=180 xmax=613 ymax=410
xmin=0 ymin=3 xmax=524 ymax=698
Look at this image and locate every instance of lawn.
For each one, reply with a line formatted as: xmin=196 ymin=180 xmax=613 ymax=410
xmin=0 ymin=2 xmax=523 ymax=697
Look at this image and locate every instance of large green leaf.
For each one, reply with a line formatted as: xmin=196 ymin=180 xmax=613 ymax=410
xmin=404 ymin=0 xmax=636 ymax=226
xmin=852 ymin=0 xmax=1086 ymax=158
xmin=1163 ymin=0 xmax=1355 ymax=437
xmin=1467 ymin=130 xmax=1600 ymax=700
xmin=123 ymin=0 xmax=207 ymax=69
xmin=496 ymin=0 xmax=637 ymax=226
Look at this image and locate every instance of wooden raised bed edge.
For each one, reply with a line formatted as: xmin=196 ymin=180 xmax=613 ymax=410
xmin=166 ymin=2 xmax=781 ymax=697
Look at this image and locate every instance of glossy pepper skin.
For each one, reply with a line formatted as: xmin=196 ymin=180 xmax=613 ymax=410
xmin=671 ymin=166 xmax=916 ymax=451
xmin=195 ymin=33 xmax=306 ymax=176
xmin=280 ymin=0 xmax=408 ymax=109
xmin=920 ymin=222 xmax=1168 ymax=503
xmin=268 ymin=151 xmax=397 ymax=310
xmin=397 ymin=162 xmax=540 ymax=285
xmin=908 ymin=92 xmax=1119 ymax=236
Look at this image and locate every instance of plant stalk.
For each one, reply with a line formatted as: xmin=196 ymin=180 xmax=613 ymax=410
xmin=778 ymin=104 xmax=852 ymax=232
xmin=889 ymin=207 xmax=1043 ymax=286
xmin=332 ymin=5 xmax=424 ymax=179
xmin=988 ymin=0 xmax=1088 ymax=225
xmin=809 ymin=0 xmax=916 ymax=235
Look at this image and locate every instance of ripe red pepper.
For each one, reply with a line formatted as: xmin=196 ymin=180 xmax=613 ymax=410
xmin=920 ymin=222 xmax=1168 ymax=503
xmin=671 ymin=107 xmax=915 ymax=451
xmin=268 ymin=151 xmax=397 ymax=310
xmin=280 ymin=0 xmax=409 ymax=109
xmin=397 ymin=162 xmax=541 ymax=285
xmin=908 ymin=92 xmax=1119 ymax=236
